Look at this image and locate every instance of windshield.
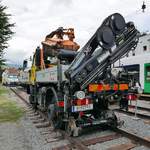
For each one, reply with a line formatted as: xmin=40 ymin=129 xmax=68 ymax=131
xmin=8 ymin=75 xmax=18 ymax=79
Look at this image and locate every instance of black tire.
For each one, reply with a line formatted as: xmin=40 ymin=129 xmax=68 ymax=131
xmin=46 ymin=88 xmax=64 ymax=129
xmin=26 ymin=85 xmax=30 ymax=94
xmin=29 ymin=95 xmax=34 ymax=104
xmin=47 ymin=102 xmax=63 ymax=129
xmin=47 ymin=104 xmax=55 ymax=121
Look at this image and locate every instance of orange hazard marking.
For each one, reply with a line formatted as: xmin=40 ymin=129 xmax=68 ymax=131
xmin=113 ymin=84 xmax=118 ymax=90
xmin=119 ymin=84 xmax=128 ymax=90
xmin=89 ymin=83 xmax=128 ymax=92
xmin=89 ymin=84 xmax=98 ymax=92
xmin=97 ymin=84 xmax=104 ymax=91
xmin=103 ymin=84 xmax=111 ymax=90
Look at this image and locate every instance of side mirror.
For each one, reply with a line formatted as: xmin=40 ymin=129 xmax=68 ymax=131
xmin=35 ymin=46 xmax=41 ymax=67
xmin=29 ymin=56 xmax=32 ymax=61
xmin=23 ymin=60 xmax=28 ymax=70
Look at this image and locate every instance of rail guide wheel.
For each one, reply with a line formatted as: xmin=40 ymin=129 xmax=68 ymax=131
xmin=106 ymin=110 xmax=118 ymax=128
xmin=66 ymin=117 xmax=81 ymax=137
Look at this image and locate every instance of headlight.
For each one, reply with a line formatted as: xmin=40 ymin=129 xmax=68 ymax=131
xmin=75 ymin=91 xmax=85 ymax=99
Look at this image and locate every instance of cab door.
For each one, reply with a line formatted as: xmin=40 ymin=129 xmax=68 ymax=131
xmin=144 ymin=63 xmax=150 ymax=93
xmin=30 ymin=55 xmax=36 ymax=85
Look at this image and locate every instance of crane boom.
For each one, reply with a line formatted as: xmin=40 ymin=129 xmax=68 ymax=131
xmin=65 ymin=13 xmax=139 ymax=90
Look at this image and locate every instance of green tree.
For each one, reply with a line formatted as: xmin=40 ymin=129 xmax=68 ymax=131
xmin=0 ymin=3 xmax=14 ymax=69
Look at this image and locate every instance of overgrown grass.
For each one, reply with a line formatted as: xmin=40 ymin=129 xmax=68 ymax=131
xmin=0 ymin=86 xmax=24 ymax=122
xmin=0 ymin=85 xmax=8 ymax=94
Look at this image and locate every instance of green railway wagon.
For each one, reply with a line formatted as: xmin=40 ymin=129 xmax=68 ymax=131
xmin=144 ymin=63 xmax=150 ymax=94
xmin=118 ymin=53 xmax=150 ymax=94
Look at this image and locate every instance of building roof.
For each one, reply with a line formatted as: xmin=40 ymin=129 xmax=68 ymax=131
xmin=5 ymin=68 xmax=19 ymax=75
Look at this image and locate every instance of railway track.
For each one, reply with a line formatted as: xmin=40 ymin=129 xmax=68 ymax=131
xmin=10 ymin=87 xmax=150 ymax=150
xmin=130 ymin=105 xmax=150 ymax=112
xmin=115 ymin=106 xmax=150 ymax=120
xmin=115 ymin=109 xmax=150 ymax=120
xmin=140 ymin=94 xmax=150 ymax=101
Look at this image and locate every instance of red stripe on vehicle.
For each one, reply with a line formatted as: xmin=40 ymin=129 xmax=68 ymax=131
xmin=57 ymin=101 xmax=64 ymax=107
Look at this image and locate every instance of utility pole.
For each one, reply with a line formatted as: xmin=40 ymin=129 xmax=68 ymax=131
xmin=142 ymin=1 xmax=146 ymax=12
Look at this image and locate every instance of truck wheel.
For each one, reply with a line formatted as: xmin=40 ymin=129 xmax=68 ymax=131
xmin=47 ymin=103 xmax=63 ymax=129
xmin=27 ymin=86 xmax=30 ymax=94
xmin=29 ymin=95 xmax=34 ymax=104
xmin=47 ymin=104 xmax=55 ymax=122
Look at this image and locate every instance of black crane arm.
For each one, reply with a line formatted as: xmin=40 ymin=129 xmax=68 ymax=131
xmin=65 ymin=13 xmax=139 ymax=90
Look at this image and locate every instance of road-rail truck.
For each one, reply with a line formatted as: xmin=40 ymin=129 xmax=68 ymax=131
xmin=25 ymin=13 xmax=139 ymax=136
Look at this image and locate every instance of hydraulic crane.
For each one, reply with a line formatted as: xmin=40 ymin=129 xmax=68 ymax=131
xmin=27 ymin=13 xmax=139 ymax=136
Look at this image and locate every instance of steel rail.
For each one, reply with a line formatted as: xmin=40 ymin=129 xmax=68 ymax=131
xmin=115 ymin=109 xmax=150 ymax=120
xmin=128 ymin=105 xmax=150 ymax=112
xmin=115 ymin=128 xmax=150 ymax=148
xmin=10 ymin=87 xmax=30 ymax=106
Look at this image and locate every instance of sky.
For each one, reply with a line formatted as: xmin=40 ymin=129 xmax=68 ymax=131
xmin=2 ymin=0 xmax=150 ymax=66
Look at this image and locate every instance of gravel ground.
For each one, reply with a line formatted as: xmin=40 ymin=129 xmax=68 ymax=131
xmin=0 ymin=88 xmax=69 ymax=150
xmin=0 ymin=121 xmax=32 ymax=150
xmin=0 ymin=112 xmax=69 ymax=150
xmin=20 ymin=115 xmax=69 ymax=150
xmin=116 ymin=112 xmax=150 ymax=138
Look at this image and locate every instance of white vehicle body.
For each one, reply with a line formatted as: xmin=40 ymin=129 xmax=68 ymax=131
xmin=2 ymin=72 xmax=7 ymax=85
xmin=36 ymin=65 xmax=69 ymax=83
xmin=2 ymin=73 xmax=19 ymax=85
xmin=18 ymin=58 xmax=32 ymax=85
xmin=18 ymin=69 xmax=30 ymax=85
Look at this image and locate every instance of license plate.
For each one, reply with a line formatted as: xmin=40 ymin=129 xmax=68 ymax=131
xmin=71 ymin=104 xmax=93 ymax=112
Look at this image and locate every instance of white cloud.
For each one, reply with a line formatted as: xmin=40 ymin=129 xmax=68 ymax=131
xmin=1 ymin=0 xmax=150 ymax=65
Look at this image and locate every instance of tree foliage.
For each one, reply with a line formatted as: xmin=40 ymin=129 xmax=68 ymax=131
xmin=0 ymin=3 xmax=14 ymax=69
